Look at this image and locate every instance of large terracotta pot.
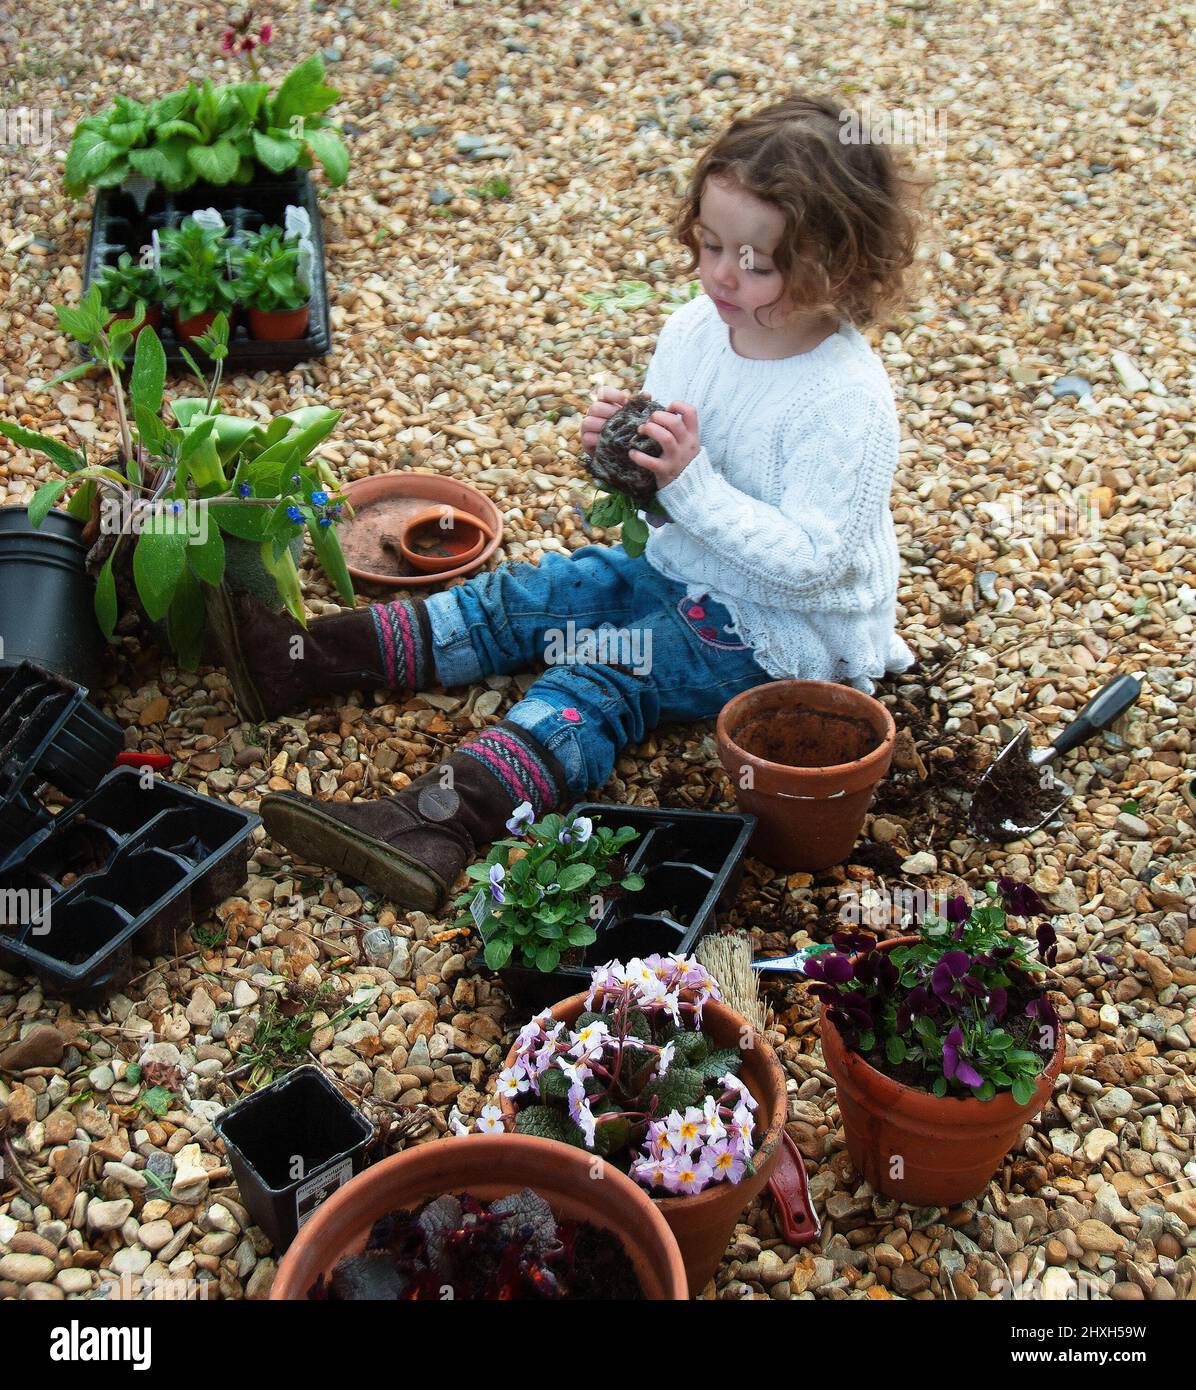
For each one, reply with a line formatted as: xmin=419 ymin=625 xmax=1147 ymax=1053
xmin=174 ymin=308 xmax=218 ymax=342
xmin=716 ymin=680 xmax=896 ymax=872
xmin=270 ymin=1133 xmax=687 ymax=1300
xmin=820 ymin=937 xmax=1065 ymax=1207
xmin=501 ymin=994 xmax=788 ymax=1296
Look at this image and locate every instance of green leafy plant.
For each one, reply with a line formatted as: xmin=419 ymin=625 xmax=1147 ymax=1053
xmin=585 ymin=487 xmax=665 ymax=559
xmin=580 ymin=280 xmax=699 ymax=315
xmin=94 ymin=252 xmax=160 ymax=315
xmin=64 ymin=55 xmax=349 ymax=197
xmin=158 ymin=216 xmax=238 ymax=322
xmin=472 ymin=175 xmax=512 ymax=201
xmin=6 ymin=286 xmax=355 ymax=668
xmin=233 ymin=224 xmax=307 ymax=311
xmin=456 ymin=806 xmax=643 ymax=973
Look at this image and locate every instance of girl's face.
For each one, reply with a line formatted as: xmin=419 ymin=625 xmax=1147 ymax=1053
xmin=695 ymin=174 xmax=793 ymax=326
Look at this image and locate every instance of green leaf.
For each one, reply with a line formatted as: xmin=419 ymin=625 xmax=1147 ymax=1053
xmin=130 ymin=325 xmax=166 ymax=419
xmin=620 ymin=873 xmax=645 ymax=892
xmin=0 ymin=421 xmax=85 ymax=474
xmin=536 ymin=856 xmax=559 ymax=887
xmin=1011 ymin=1076 xmax=1035 ymax=1106
xmin=304 ymin=127 xmax=350 ymax=186
xmin=26 ymin=479 xmax=70 ymax=528
xmin=535 ymin=944 xmax=561 ymax=973
xmin=972 ymin=1079 xmax=996 ymax=1102
xmin=557 ymin=863 xmax=596 ymax=892
xmin=885 ymin=1035 xmax=907 ymax=1065
xmin=252 ymin=129 xmax=302 ymax=173
xmin=208 ymin=502 xmax=271 ymax=541
xmin=139 ymin=1086 xmax=175 ymax=1117
xmin=566 ymin=924 xmax=597 ymax=946
xmin=483 ymin=937 xmax=513 ymax=970
xmin=186 ymin=138 xmax=240 ymax=184
xmin=94 ymin=550 xmax=119 ymax=639
xmin=166 ymin=563 xmax=206 ymax=670
xmin=270 ymin=55 xmax=339 ymax=126
xmin=306 ymin=514 xmax=355 ymax=605
xmin=621 ymin=513 xmax=650 ymax=555
xmin=133 ymin=528 xmax=188 ymax=621
xmin=932 ymin=1076 xmax=948 ymax=1098
xmin=187 ymin=521 xmax=225 ymax=586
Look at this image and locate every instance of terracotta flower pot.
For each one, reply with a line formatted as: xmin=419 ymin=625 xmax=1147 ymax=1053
xmin=500 ymin=993 xmax=788 ymax=1296
xmin=248 ymin=304 xmax=311 ymax=341
xmin=174 ymin=308 xmax=218 ymax=342
xmin=820 ymin=937 xmax=1065 ymax=1207
xmin=270 ymin=1132 xmax=688 ymax=1300
xmin=399 ymin=505 xmax=495 ymax=574
xmin=107 ymin=303 xmax=161 ymax=342
xmin=716 ymin=679 xmax=896 ymax=872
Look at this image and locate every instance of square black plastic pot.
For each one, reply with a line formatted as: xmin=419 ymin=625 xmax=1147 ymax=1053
xmin=214 ymin=1066 xmax=374 ymax=1252
xmin=83 ymin=169 xmax=331 ymax=372
xmin=498 ymin=801 xmax=756 ymax=1013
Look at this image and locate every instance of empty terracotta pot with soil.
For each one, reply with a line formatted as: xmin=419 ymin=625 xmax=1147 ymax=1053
xmin=270 ymin=1132 xmax=687 ymax=1300
xmin=716 ymin=679 xmax=896 ymax=872
xmin=499 ymin=994 xmax=788 ymax=1297
xmin=820 ymin=939 xmax=1066 ymax=1207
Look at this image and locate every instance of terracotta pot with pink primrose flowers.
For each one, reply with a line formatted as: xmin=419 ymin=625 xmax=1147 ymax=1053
xmin=479 ymin=953 xmax=787 ymax=1295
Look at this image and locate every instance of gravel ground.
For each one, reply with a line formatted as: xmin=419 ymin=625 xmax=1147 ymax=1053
xmin=1 ymin=0 xmax=1194 ymax=1303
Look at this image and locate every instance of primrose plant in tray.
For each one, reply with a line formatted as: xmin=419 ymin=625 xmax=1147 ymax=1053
xmin=456 ymin=806 xmax=644 ymax=973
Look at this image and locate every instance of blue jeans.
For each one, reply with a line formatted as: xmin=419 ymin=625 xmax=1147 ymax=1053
xmin=423 ymin=545 xmax=773 ymax=796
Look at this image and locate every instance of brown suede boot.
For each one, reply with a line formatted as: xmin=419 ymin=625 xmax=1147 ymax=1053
xmin=259 ymin=721 xmax=569 ymax=911
xmin=204 ymin=587 xmax=433 ymax=722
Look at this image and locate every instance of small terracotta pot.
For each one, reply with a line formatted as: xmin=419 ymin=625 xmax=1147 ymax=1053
xmin=500 ymin=994 xmax=788 ymax=1296
xmin=716 ymin=679 xmax=896 ymax=871
xmin=399 ymin=505 xmax=495 ymax=574
xmin=174 ymin=308 xmax=218 ymax=342
xmin=269 ymin=1133 xmax=688 ymax=1300
xmin=248 ymin=303 xmax=311 ymax=341
xmin=820 ymin=938 xmax=1065 ymax=1207
xmin=107 ymin=303 xmax=161 ymax=342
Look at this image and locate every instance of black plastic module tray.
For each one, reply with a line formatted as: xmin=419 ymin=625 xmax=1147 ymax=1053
xmin=0 ymin=664 xmax=259 ymax=999
xmin=82 ymin=169 xmax=331 ymax=372
xmin=498 ymin=802 xmax=756 ymax=1012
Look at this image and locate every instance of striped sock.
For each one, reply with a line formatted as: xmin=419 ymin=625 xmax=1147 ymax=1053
xmin=456 ymin=722 xmax=564 ymax=819
xmin=368 ymin=598 xmax=433 ymax=690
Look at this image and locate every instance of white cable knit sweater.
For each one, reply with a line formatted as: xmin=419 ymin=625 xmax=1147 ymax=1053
xmin=640 ymin=293 xmax=915 ymax=690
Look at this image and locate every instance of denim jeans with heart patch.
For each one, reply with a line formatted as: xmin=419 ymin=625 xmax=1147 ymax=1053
xmin=422 ymin=544 xmax=774 ymax=796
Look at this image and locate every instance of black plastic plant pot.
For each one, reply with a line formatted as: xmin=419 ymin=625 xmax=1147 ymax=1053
xmin=214 ymin=1066 xmax=374 ymax=1252
xmin=0 ymin=507 xmax=106 ymax=689
xmin=0 ymin=764 xmax=259 ymax=1002
xmin=83 ymin=169 xmax=331 ymax=373
xmin=499 ymin=802 xmax=756 ymax=1013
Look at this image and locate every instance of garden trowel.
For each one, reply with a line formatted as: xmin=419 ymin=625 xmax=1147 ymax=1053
xmin=969 ymin=673 xmax=1142 ymax=841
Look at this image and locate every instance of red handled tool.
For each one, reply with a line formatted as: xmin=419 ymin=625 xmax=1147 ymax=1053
xmin=768 ymin=1131 xmax=821 ymax=1246
xmin=113 ymin=751 xmax=172 ymax=772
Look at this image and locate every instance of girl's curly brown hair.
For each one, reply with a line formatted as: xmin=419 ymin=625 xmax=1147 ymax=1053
xmin=675 ymin=94 xmax=931 ymax=330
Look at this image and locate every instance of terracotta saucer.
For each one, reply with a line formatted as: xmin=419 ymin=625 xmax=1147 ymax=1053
xmin=338 ymin=472 xmax=503 ymax=588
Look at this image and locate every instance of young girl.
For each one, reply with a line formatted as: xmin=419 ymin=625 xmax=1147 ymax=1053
xmin=212 ymin=94 xmax=922 ymax=913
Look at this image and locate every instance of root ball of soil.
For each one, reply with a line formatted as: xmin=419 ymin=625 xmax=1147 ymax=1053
xmin=588 ymin=394 xmax=665 ymax=503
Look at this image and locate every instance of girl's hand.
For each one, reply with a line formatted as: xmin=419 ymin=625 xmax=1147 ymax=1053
xmin=581 ymin=386 xmax=629 ymax=454
xmin=629 ymin=402 xmax=700 ymax=487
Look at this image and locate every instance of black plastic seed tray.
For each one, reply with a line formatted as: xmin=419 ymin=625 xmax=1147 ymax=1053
xmin=82 ymin=169 xmax=331 ymax=372
xmin=499 ymin=802 xmax=756 ymax=1012
xmin=214 ymin=1065 xmax=374 ymax=1252
xmin=0 ymin=662 xmax=125 ymax=868
xmin=0 ymin=751 xmax=259 ymax=999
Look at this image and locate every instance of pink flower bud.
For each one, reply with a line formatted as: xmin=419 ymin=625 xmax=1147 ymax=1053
xmin=260 ymin=22 xmax=274 ymax=43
